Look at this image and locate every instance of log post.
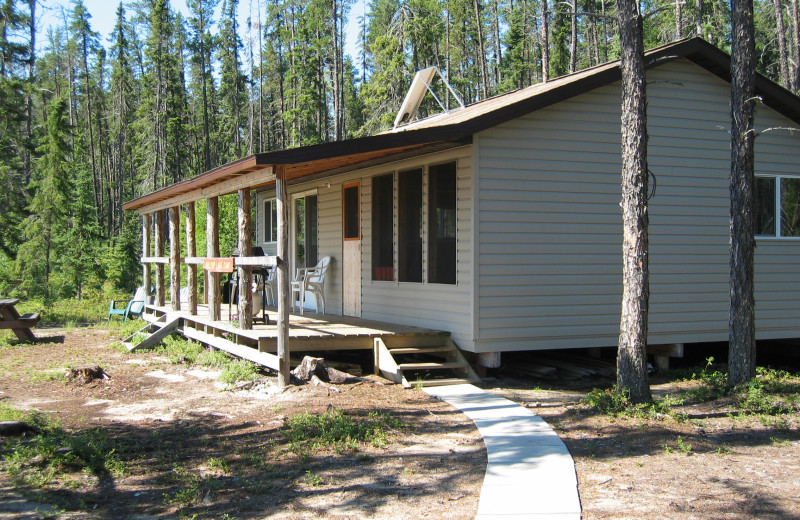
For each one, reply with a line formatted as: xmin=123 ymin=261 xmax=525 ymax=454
xmin=142 ymin=213 xmax=151 ymax=303
xmin=238 ymin=188 xmax=253 ymax=330
xmin=276 ymin=166 xmax=291 ymax=386
xmin=207 ymin=196 xmax=220 ymax=321
xmin=169 ymin=205 xmax=181 ymax=312
xmin=186 ymin=201 xmax=197 ymax=315
xmin=154 ymin=210 xmax=166 ymax=307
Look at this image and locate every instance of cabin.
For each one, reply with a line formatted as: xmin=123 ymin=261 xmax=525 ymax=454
xmin=123 ymin=38 xmax=800 ymax=382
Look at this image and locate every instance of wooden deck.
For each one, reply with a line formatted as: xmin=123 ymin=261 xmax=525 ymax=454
xmin=143 ymin=302 xmax=450 ymax=353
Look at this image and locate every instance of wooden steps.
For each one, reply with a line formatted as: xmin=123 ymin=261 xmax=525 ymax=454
xmin=123 ymin=314 xmax=180 ymax=351
xmin=374 ymin=336 xmax=480 ymax=388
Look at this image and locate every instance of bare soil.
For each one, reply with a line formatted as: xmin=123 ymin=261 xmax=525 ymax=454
xmin=3 ymin=326 xmax=800 ymax=520
xmin=489 ymin=375 xmax=800 ymax=520
xmin=0 ymin=327 xmax=484 ymax=519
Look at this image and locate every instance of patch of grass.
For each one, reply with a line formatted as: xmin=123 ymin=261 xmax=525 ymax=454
xmin=582 ymin=386 xmax=682 ymax=419
xmin=302 ymin=470 xmax=325 ymax=486
xmin=675 ymin=435 xmax=693 ymax=455
xmin=218 ymin=360 xmax=261 ymax=386
xmin=282 ymin=409 xmax=403 ymax=455
xmin=0 ymin=404 xmax=123 ymax=489
xmin=25 ymin=368 xmax=67 ymax=383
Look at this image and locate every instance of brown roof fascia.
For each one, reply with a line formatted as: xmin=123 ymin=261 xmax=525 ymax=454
xmin=123 ymin=155 xmax=261 ymax=211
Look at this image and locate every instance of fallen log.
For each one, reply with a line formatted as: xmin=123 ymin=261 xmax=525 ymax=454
xmin=0 ymin=421 xmax=39 ymax=436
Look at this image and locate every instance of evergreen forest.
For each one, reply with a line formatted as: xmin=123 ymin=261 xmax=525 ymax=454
xmin=0 ymin=0 xmax=797 ymax=301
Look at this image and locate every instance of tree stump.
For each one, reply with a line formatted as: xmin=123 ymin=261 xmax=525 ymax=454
xmin=67 ymin=364 xmax=110 ymax=384
xmin=291 ymin=356 xmax=355 ymax=384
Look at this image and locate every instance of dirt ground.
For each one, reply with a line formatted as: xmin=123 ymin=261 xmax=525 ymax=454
xmin=2 ymin=326 xmax=800 ymax=519
xmin=489 ymin=375 xmax=800 ymax=520
xmin=0 ymin=327 xmax=484 ymax=519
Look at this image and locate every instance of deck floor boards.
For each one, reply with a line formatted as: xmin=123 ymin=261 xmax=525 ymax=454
xmin=144 ymin=303 xmax=447 ymax=350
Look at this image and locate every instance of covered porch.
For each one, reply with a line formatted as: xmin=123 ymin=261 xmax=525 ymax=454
xmin=122 ymin=135 xmax=471 ymax=386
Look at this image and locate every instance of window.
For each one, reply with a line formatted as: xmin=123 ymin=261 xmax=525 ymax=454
xmin=428 ymin=162 xmax=457 ymax=284
xmin=372 ymin=174 xmax=394 ymax=281
xmin=343 ymin=182 xmax=360 ymax=240
xmin=755 ymin=176 xmax=800 ymax=237
xmin=398 ymin=168 xmax=423 ymax=282
xmin=264 ymin=199 xmax=277 ymax=243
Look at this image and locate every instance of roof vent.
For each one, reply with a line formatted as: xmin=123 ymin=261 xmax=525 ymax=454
xmin=393 ymin=66 xmax=465 ymax=130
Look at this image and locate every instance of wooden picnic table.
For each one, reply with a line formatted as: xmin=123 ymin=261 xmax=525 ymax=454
xmin=0 ymin=298 xmax=39 ymax=340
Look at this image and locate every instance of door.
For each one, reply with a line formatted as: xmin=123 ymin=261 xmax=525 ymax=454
xmin=342 ymin=181 xmax=361 ymax=316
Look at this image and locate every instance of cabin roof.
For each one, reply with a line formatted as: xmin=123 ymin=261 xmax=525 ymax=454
xmin=123 ymin=37 xmax=800 ymax=213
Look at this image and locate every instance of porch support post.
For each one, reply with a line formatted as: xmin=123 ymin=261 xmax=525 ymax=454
xmin=169 ymin=205 xmax=181 ymax=312
xmin=206 ymin=196 xmax=220 ymax=321
xmin=154 ymin=210 xmax=166 ymax=307
xmin=186 ymin=201 xmax=197 ymax=315
xmin=238 ymin=188 xmax=253 ymax=330
xmin=276 ymin=165 xmax=291 ymax=386
xmin=142 ymin=213 xmax=151 ymax=302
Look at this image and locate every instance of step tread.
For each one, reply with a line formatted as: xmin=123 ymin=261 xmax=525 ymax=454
xmin=389 ymin=346 xmax=456 ymax=354
xmin=398 ymin=361 xmax=467 ymax=370
xmin=415 ymin=378 xmax=474 ymax=387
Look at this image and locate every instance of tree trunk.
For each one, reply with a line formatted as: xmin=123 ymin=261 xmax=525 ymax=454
xmin=728 ymin=0 xmax=757 ymax=387
xmin=541 ymin=0 xmax=550 ymax=81
xmin=676 ymin=0 xmax=683 ymax=38
xmin=569 ymin=0 xmax=577 ymax=72
xmin=774 ymin=0 xmax=791 ymax=89
xmin=696 ymin=0 xmax=704 ymax=38
xmin=617 ymin=0 xmax=652 ymax=404
xmin=791 ymin=0 xmax=800 ymax=90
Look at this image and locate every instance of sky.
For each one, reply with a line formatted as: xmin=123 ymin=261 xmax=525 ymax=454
xmin=41 ymin=0 xmax=365 ymax=60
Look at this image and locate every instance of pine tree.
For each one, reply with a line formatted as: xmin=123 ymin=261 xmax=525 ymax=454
xmin=218 ymin=0 xmax=248 ymax=161
xmin=17 ymin=98 xmax=73 ymax=300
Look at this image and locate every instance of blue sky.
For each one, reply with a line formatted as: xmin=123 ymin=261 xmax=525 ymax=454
xmin=41 ymin=0 xmax=365 ymax=60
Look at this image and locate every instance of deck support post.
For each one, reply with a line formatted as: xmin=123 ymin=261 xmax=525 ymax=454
xmin=154 ymin=210 xmax=166 ymax=307
xmin=142 ymin=213 xmax=151 ymax=303
xmin=238 ymin=188 xmax=253 ymax=330
xmin=186 ymin=201 xmax=197 ymax=315
xmin=169 ymin=206 xmax=181 ymax=312
xmin=276 ymin=165 xmax=291 ymax=386
xmin=207 ymin=196 xmax=220 ymax=321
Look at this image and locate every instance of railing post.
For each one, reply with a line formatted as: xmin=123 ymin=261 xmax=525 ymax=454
xmin=276 ymin=165 xmax=291 ymax=386
xmin=169 ymin=206 xmax=181 ymax=312
xmin=186 ymin=201 xmax=197 ymax=315
xmin=238 ymin=188 xmax=253 ymax=330
xmin=154 ymin=210 xmax=166 ymax=307
xmin=142 ymin=213 xmax=151 ymax=303
xmin=206 ymin=196 xmax=220 ymax=321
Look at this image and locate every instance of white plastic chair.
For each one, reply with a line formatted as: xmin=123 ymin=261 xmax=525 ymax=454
xmin=291 ymin=256 xmax=331 ymax=315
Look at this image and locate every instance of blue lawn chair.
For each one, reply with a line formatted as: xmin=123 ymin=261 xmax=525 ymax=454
xmin=108 ymin=286 xmax=148 ymax=322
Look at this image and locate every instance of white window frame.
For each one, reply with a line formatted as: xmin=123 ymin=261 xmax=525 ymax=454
xmin=756 ymin=174 xmax=800 ymax=239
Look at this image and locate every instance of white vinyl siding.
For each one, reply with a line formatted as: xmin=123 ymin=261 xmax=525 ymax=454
xmin=255 ymin=147 xmax=474 ymax=345
xmin=474 ymin=59 xmax=800 ymax=352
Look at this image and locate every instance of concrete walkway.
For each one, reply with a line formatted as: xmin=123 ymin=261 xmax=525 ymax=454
xmin=424 ymin=384 xmax=581 ymax=520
